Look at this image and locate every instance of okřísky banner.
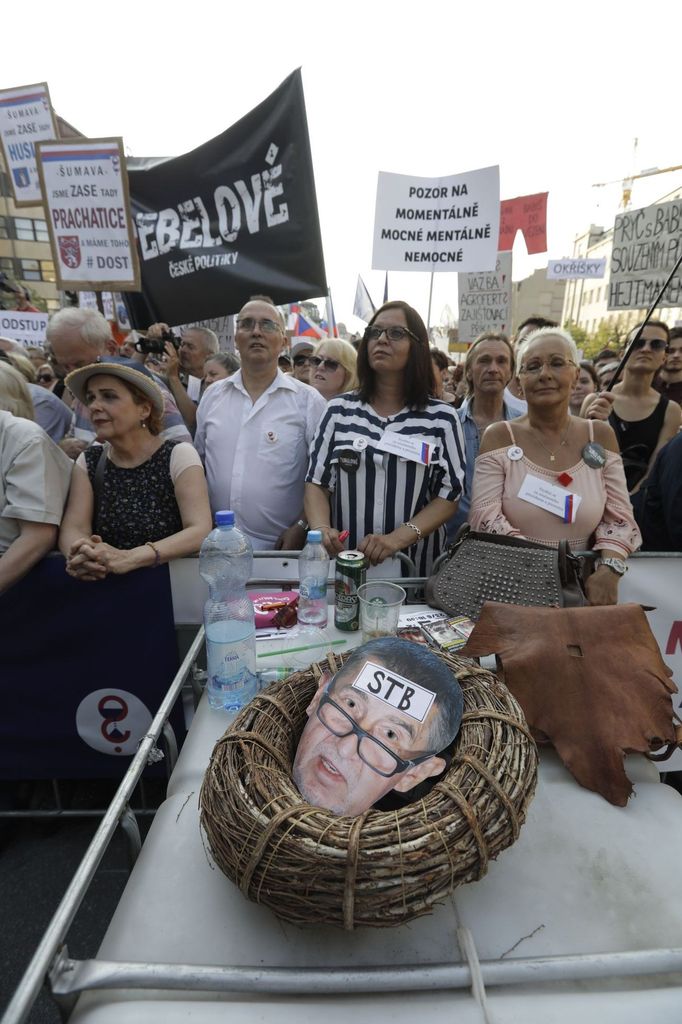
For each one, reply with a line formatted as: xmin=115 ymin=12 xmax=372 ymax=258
xmin=125 ymin=70 xmax=327 ymax=328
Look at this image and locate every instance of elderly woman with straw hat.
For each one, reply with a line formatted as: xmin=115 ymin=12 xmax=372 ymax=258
xmin=59 ymin=362 xmax=212 ymax=580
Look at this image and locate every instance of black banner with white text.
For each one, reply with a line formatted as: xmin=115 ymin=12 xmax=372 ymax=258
xmin=124 ymin=70 xmax=326 ymax=328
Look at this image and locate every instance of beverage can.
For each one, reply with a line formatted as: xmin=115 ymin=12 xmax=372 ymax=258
xmin=334 ymin=550 xmax=367 ymax=631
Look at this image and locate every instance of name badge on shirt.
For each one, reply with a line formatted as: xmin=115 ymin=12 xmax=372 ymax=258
xmin=375 ymin=431 xmax=432 ymax=465
xmin=517 ymin=473 xmax=582 ymax=524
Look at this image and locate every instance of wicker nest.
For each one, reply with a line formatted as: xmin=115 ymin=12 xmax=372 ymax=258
xmin=200 ymin=650 xmax=537 ymax=930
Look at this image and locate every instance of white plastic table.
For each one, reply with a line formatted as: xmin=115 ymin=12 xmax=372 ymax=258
xmin=68 ymin=609 xmax=682 ymax=1022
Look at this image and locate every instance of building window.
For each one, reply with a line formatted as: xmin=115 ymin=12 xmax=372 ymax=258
xmin=0 ymin=171 xmax=10 ymax=197
xmin=0 ymin=257 xmax=14 ymax=277
xmin=18 ymin=258 xmax=41 ymax=281
xmin=40 ymin=260 xmax=56 ymax=283
xmin=13 ymin=217 xmax=50 ymax=242
xmin=0 ymin=216 xmax=8 ymax=239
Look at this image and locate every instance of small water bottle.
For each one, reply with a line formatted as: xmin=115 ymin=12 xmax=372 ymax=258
xmin=298 ymin=530 xmax=330 ymax=627
xmin=199 ymin=510 xmax=257 ymax=711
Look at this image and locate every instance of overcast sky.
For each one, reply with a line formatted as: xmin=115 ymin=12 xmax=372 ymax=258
xmin=4 ymin=0 xmax=681 ymax=330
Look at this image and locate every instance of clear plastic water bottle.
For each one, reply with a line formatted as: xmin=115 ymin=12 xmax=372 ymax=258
xmin=298 ymin=529 xmax=330 ymax=627
xmin=199 ymin=510 xmax=257 ymax=711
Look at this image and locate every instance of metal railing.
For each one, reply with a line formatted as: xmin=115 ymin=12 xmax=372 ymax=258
xmin=1 ymin=627 xmax=205 ymax=1024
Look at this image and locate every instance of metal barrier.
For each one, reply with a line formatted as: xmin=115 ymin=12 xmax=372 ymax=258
xmin=5 ymin=552 xmax=682 ymax=1023
xmin=1 ymin=627 xmax=205 ymax=1024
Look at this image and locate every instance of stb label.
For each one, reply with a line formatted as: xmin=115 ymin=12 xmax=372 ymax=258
xmin=352 ymin=660 xmax=436 ymax=722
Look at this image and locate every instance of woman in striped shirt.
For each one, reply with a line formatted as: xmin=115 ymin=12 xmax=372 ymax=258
xmin=305 ymin=301 xmax=466 ymax=576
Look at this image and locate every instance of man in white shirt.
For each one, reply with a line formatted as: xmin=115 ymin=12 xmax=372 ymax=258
xmin=195 ymin=297 xmax=326 ymax=550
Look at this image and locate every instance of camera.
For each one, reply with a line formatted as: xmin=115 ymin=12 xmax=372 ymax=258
xmin=135 ymin=328 xmax=181 ymax=356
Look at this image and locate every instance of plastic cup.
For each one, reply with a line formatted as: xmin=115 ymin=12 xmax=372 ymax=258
xmin=357 ymin=582 xmax=406 ymax=642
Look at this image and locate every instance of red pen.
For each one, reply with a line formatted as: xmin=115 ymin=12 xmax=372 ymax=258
xmin=338 ymin=530 xmax=349 ymax=543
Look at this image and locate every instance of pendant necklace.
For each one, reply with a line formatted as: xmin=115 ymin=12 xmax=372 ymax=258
xmin=531 ymin=421 xmax=571 ymax=463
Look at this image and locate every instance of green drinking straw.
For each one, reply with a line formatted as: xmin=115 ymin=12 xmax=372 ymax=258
xmin=257 ymin=638 xmax=347 ymax=658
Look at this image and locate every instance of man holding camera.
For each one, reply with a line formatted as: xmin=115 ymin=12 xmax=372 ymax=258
xmin=145 ymin=323 xmax=220 ymax=433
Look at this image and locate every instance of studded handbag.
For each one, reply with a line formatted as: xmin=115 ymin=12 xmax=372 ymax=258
xmin=425 ymin=525 xmax=587 ymax=620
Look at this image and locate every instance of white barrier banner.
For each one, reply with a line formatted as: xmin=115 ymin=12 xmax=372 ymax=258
xmin=547 ymin=257 xmax=606 ymax=280
xmin=0 ymin=309 xmax=48 ymax=347
xmin=372 ymin=165 xmax=500 ymax=273
xmin=0 ymin=82 xmax=57 ymax=206
xmin=621 ymin=558 xmax=682 ymax=772
xmin=458 ymin=252 xmax=512 ymax=343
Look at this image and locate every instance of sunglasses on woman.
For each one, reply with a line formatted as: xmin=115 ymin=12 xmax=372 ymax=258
xmin=308 ymin=355 xmax=340 ymax=372
xmin=37 ymin=373 xmax=55 ymax=383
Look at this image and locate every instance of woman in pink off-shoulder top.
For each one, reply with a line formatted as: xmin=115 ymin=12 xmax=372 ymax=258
xmin=469 ymin=327 xmax=641 ymax=606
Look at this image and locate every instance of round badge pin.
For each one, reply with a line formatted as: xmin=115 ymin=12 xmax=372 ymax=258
xmin=352 ymin=437 xmax=368 ymax=451
xmin=582 ymin=442 xmax=606 ymax=469
xmin=507 ymin=445 xmax=524 ymax=462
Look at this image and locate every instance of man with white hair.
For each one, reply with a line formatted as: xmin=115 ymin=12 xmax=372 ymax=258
xmin=46 ymin=307 xmax=191 ymax=458
xmin=146 ymin=322 xmax=220 ymax=433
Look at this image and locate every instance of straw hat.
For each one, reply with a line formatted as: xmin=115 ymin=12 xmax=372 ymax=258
xmin=65 ymin=360 xmax=165 ymax=415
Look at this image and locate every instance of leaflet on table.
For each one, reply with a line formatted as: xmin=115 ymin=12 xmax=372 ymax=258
xmin=517 ymin=473 xmax=582 ymax=524
xmin=423 ymin=615 xmax=476 ymax=652
xmin=399 ymin=609 xmax=448 ymax=627
xmin=250 ymin=591 xmax=299 ymax=632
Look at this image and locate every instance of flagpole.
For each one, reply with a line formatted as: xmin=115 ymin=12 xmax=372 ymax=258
xmin=426 ymin=271 xmax=435 ymax=329
xmin=325 ymin=289 xmax=337 ymax=337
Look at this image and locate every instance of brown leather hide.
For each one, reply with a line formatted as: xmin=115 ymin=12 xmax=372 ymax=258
xmin=461 ymin=602 xmax=677 ymax=806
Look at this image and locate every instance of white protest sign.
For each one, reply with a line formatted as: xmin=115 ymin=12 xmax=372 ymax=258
xmin=608 ymin=199 xmax=682 ymax=311
xmin=0 ymin=310 xmax=49 ymax=347
xmin=36 ymin=138 xmax=140 ymax=292
xmin=458 ymin=251 xmax=512 ymax=344
xmin=547 ymin=257 xmax=606 ymax=280
xmin=0 ymin=82 xmax=57 ymax=207
xmin=351 ymin=660 xmax=436 ymax=723
xmin=174 ymin=315 xmax=236 ymax=353
xmin=372 ymin=165 xmax=500 ymax=273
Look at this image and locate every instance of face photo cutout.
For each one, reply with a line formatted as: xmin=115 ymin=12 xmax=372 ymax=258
xmin=292 ymin=637 xmax=464 ymax=817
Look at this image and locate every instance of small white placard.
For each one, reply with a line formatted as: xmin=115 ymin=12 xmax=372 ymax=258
xmin=352 ymin=660 xmax=435 ymax=722
xmin=517 ymin=473 xmax=581 ymax=524
xmin=375 ymin=431 xmax=432 ymax=465
xmin=546 ymin=258 xmax=606 ymax=280
xmin=0 ymin=310 xmax=48 ymax=347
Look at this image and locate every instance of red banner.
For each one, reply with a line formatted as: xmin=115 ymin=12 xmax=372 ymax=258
xmin=498 ymin=192 xmax=548 ymax=254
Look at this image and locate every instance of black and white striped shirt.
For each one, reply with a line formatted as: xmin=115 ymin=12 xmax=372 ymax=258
xmin=306 ymin=394 xmax=466 ymax=575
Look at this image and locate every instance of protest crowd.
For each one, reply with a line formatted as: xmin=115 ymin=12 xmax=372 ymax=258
xmin=1 ymin=290 xmax=682 ymax=600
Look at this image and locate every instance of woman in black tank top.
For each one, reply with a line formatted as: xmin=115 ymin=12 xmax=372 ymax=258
xmin=609 ymin=396 xmax=668 ymax=492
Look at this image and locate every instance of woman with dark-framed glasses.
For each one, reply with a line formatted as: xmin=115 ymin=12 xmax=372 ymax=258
xmin=305 ymin=301 xmax=466 ymax=576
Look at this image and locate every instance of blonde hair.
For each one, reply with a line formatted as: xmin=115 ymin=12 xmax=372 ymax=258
xmin=0 ymin=363 xmax=35 ymax=419
xmin=5 ymin=351 xmax=37 ymax=383
xmin=516 ymin=326 xmax=579 ymax=373
xmin=315 ymin=338 xmax=359 ymax=391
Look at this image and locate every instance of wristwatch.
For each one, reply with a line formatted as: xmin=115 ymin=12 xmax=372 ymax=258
xmin=296 ymin=519 xmax=308 ymax=531
xmin=596 ymin=557 xmax=628 ymax=576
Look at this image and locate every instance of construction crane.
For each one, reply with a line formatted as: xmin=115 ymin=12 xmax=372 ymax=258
xmin=592 ymin=140 xmax=682 ymax=208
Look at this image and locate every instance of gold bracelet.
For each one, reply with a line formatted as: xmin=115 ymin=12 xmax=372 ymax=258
xmin=145 ymin=541 xmax=160 ymax=567
xmin=402 ymin=521 xmax=423 ymax=542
